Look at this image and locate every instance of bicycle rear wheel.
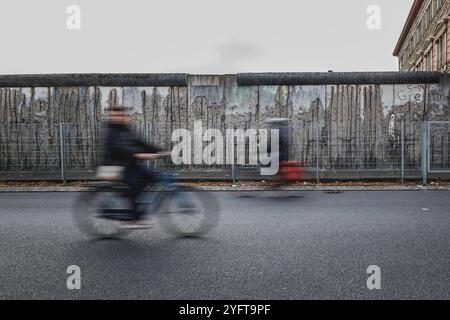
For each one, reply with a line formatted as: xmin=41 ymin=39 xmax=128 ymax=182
xmin=73 ymin=185 xmax=133 ymax=239
xmin=159 ymin=186 xmax=220 ymax=237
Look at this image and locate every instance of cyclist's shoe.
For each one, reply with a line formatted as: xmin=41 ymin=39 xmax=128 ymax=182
xmin=120 ymin=219 xmax=153 ymax=230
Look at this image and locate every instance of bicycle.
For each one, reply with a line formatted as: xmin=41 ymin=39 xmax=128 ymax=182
xmin=73 ymin=169 xmax=220 ymax=239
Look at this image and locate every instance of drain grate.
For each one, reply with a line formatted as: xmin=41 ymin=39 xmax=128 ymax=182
xmin=324 ymin=190 xmax=343 ymax=194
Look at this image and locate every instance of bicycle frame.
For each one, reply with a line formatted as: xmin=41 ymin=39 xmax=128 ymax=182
xmin=138 ymin=171 xmax=179 ymax=218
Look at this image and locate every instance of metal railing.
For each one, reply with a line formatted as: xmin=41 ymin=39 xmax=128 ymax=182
xmin=428 ymin=121 xmax=450 ymax=173
xmin=0 ymin=121 xmax=449 ymax=182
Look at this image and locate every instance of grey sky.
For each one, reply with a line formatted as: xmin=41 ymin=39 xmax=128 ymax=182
xmin=0 ymin=0 xmax=414 ymax=74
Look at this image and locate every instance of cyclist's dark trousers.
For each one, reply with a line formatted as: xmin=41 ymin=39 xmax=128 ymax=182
xmin=123 ymin=165 xmax=156 ymax=220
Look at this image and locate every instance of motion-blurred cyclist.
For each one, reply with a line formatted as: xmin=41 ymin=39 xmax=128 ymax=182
xmin=265 ymin=118 xmax=304 ymax=188
xmin=98 ymin=106 xmax=166 ymax=228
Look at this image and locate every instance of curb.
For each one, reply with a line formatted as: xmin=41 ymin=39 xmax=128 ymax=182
xmin=1 ymin=186 xmax=450 ymax=192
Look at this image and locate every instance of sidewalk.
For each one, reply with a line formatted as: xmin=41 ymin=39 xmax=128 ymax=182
xmin=1 ymin=181 xmax=450 ymax=192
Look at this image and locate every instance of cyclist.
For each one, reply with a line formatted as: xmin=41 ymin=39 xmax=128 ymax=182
xmin=264 ymin=118 xmax=289 ymax=185
xmin=265 ymin=118 xmax=304 ymax=188
xmin=99 ymin=106 xmax=165 ymax=228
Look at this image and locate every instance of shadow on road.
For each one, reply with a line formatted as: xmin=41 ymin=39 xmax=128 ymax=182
xmin=65 ymin=234 xmax=224 ymax=265
xmin=234 ymin=190 xmax=308 ymax=201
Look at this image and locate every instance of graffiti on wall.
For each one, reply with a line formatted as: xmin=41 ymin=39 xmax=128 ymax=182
xmin=0 ymin=75 xmax=449 ymax=173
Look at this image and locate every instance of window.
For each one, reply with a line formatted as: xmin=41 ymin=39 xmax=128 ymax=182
xmin=435 ymin=0 xmax=444 ymax=11
xmin=436 ymin=32 xmax=447 ymax=69
xmin=400 ymin=53 xmax=406 ymax=70
xmin=424 ymin=49 xmax=433 ymax=71
xmin=423 ymin=3 xmax=434 ymax=29
xmin=427 ymin=4 xmax=433 ymax=24
xmin=416 ymin=59 xmax=424 ymax=71
xmin=409 ymin=39 xmax=414 ymax=56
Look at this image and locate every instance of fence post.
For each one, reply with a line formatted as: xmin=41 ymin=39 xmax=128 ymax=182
xmin=316 ymin=121 xmax=320 ymax=184
xmin=421 ymin=121 xmax=428 ymax=185
xmin=231 ymin=123 xmax=235 ymax=184
xmin=401 ymin=118 xmax=405 ymax=184
xmin=145 ymin=122 xmax=150 ymax=169
xmin=231 ymin=162 xmax=236 ymax=184
xmin=59 ymin=123 xmax=66 ymax=184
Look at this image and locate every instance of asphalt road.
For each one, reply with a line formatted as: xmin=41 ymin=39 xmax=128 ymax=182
xmin=0 ymin=191 xmax=449 ymax=299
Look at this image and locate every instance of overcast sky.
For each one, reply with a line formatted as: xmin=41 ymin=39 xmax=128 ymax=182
xmin=0 ymin=0 xmax=414 ymax=74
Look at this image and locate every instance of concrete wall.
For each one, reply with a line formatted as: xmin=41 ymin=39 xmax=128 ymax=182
xmin=0 ymin=72 xmax=449 ymax=179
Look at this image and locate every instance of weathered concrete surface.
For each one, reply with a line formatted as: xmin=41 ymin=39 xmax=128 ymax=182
xmin=0 ymin=72 xmax=449 ymax=177
xmin=237 ymin=71 xmax=443 ymax=85
xmin=0 ymin=73 xmax=188 ymax=87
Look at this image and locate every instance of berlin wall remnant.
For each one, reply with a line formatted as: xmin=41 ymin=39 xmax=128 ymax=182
xmin=0 ymin=72 xmax=449 ymax=176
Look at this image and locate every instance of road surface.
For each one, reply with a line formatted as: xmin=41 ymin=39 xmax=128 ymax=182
xmin=0 ymin=191 xmax=449 ymax=299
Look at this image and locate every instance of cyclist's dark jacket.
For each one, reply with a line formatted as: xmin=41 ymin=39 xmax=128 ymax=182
xmin=101 ymin=122 xmax=161 ymax=167
xmin=101 ymin=121 xmax=160 ymax=219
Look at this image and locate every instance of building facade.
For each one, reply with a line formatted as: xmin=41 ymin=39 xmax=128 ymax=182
xmin=394 ymin=0 xmax=450 ymax=72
